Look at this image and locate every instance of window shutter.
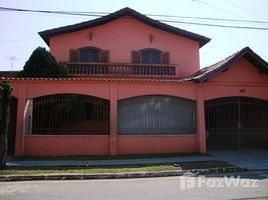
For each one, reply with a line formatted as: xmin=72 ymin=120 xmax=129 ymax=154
xmin=161 ymin=52 xmax=170 ymax=64
xmin=69 ymin=49 xmax=78 ymax=62
xmin=100 ymin=50 xmax=109 ymax=63
xmin=132 ymin=50 xmax=141 ymax=64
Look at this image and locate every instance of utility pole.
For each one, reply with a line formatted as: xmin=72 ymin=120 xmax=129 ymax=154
xmin=10 ymin=56 xmax=16 ymax=77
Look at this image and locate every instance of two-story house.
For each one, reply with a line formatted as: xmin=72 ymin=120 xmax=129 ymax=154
xmin=2 ymin=7 xmax=268 ymax=157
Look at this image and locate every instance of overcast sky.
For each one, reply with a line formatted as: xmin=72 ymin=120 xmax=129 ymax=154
xmin=0 ymin=0 xmax=268 ymax=71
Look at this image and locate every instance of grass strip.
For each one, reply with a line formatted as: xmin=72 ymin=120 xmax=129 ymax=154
xmin=0 ymin=161 xmax=234 ymax=175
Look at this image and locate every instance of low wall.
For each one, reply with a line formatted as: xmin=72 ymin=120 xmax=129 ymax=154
xmin=24 ymin=135 xmax=110 ymax=156
xmin=23 ymin=134 xmax=199 ymax=156
xmin=117 ymin=135 xmax=199 ymax=155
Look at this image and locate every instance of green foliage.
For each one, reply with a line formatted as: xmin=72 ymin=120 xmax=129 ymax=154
xmin=0 ymin=81 xmax=13 ymax=102
xmin=17 ymin=47 xmax=68 ymax=78
xmin=0 ymin=81 xmax=13 ymax=169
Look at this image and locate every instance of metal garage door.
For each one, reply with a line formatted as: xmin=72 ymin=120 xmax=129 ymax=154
xmin=205 ymin=97 xmax=268 ymax=150
xmin=118 ymin=95 xmax=196 ymax=135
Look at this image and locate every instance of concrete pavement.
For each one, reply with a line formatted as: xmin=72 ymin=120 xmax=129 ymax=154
xmin=2 ymin=150 xmax=268 ymax=182
xmin=209 ymin=149 xmax=268 ymax=170
xmin=7 ymin=149 xmax=268 ymax=171
xmin=7 ymin=155 xmax=216 ymax=167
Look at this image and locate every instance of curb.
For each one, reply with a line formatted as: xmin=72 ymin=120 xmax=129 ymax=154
xmin=0 ymin=167 xmax=244 ymax=182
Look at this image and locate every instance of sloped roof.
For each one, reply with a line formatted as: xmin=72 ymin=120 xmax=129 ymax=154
xmin=39 ymin=7 xmax=210 ymax=47
xmin=189 ymin=47 xmax=268 ymax=83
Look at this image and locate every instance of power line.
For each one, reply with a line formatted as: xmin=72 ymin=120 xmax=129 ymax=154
xmin=161 ymin=19 xmax=268 ymax=30
xmin=0 ymin=7 xmax=104 ymax=17
xmin=0 ymin=38 xmax=36 ymax=43
xmin=1 ymin=6 xmax=268 ymax=24
xmin=150 ymin=14 xmax=268 ymax=24
xmin=1 ymin=6 xmax=268 ymax=30
xmin=224 ymin=0 xmax=267 ymax=21
xmin=193 ymin=0 xmax=251 ymax=20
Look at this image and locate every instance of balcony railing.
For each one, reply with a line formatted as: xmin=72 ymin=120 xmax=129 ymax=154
xmin=66 ymin=62 xmax=176 ymax=77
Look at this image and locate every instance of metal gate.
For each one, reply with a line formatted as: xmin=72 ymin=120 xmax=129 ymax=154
xmin=205 ymin=97 xmax=268 ymax=150
xmin=29 ymin=94 xmax=110 ymax=135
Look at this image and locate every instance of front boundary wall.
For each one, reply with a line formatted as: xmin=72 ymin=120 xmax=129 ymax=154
xmin=9 ymin=79 xmax=268 ymax=157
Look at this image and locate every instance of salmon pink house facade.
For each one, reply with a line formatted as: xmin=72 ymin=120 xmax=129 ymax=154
xmin=2 ymin=8 xmax=268 ymax=157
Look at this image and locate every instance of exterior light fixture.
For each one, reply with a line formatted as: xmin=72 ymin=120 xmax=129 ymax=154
xmin=88 ymin=32 xmax=93 ymax=41
xmin=149 ymin=34 xmax=154 ymax=43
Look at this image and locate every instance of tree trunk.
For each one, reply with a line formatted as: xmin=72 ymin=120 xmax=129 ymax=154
xmin=0 ymin=81 xmax=12 ymax=169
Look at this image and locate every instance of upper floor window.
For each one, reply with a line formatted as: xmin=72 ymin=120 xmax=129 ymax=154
xmin=141 ymin=49 xmax=161 ymax=64
xmin=79 ymin=47 xmax=100 ymax=62
xmin=132 ymin=48 xmax=170 ymax=65
xmin=69 ymin=47 xmax=109 ymax=63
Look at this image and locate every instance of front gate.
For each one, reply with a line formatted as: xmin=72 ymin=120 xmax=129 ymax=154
xmin=205 ymin=97 xmax=268 ymax=150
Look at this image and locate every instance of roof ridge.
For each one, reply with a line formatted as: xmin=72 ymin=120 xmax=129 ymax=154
xmin=206 ymin=46 xmax=251 ymax=69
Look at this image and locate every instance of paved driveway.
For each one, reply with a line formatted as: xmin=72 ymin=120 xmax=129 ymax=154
xmin=210 ymin=149 xmax=268 ymax=170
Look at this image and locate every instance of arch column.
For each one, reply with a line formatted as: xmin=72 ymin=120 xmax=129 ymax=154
xmin=197 ymin=86 xmax=206 ymax=153
xmin=15 ymin=84 xmax=27 ymax=157
xmin=109 ymin=83 xmax=118 ymax=156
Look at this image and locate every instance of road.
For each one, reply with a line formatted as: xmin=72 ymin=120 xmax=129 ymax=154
xmin=0 ymin=171 xmax=268 ymax=200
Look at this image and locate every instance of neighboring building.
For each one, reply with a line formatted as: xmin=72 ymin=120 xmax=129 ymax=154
xmin=0 ymin=71 xmax=19 ymax=77
xmin=2 ymin=8 xmax=268 ymax=157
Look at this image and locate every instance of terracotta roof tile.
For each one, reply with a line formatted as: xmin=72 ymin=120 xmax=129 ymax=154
xmin=0 ymin=76 xmax=191 ymax=83
xmin=189 ymin=47 xmax=268 ymax=83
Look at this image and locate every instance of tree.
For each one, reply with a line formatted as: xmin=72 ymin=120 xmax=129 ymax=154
xmin=17 ymin=47 xmax=68 ymax=78
xmin=0 ymin=81 xmax=13 ymax=169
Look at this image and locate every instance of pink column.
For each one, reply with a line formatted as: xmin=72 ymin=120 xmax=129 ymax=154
xmin=15 ymin=84 xmax=26 ymax=157
xmin=197 ymin=86 xmax=206 ymax=153
xmin=109 ymin=83 xmax=118 ymax=156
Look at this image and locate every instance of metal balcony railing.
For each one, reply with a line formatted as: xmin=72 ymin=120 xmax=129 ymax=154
xmin=66 ymin=62 xmax=176 ymax=77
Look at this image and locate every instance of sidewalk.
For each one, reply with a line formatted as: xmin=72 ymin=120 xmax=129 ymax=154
xmin=3 ymin=154 xmax=245 ymax=182
xmin=7 ymin=149 xmax=268 ymax=170
xmin=3 ymin=151 xmax=268 ymax=182
xmin=209 ymin=149 xmax=268 ymax=170
xmin=7 ymin=155 xmax=216 ymax=167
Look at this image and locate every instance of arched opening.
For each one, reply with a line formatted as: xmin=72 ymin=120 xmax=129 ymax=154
xmin=205 ymin=96 xmax=268 ymax=150
xmin=26 ymin=94 xmax=110 ymax=135
xmin=118 ymin=95 xmax=196 ymax=135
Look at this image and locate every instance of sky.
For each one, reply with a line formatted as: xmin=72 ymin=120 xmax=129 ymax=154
xmin=0 ymin=0 xmax=268 ymax=71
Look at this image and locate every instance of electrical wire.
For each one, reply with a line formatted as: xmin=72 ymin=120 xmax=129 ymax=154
xmin=0 ymin=38 xmax=36 ymax=43
xmin=160 ymin=19 xmax=268 ymax=30
xmin=151 ymin=14 xmax=268 ymax=24
xmin=1 ymin=6 xmax=268 ymax=30
xmin=1 ymin=6 xmax=268 ymax=24
xmin=224 ymin=0 xmax=267 ymax=20
xmin=193 ymin=0 xmax=251 ymax=20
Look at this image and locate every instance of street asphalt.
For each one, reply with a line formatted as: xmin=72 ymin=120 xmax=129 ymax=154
xmin=1 ymin=170 xmax=267 ymax=200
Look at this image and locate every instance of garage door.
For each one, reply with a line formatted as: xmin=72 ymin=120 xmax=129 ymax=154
xmin=205 ymin=97 xmax=268 ymax=150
